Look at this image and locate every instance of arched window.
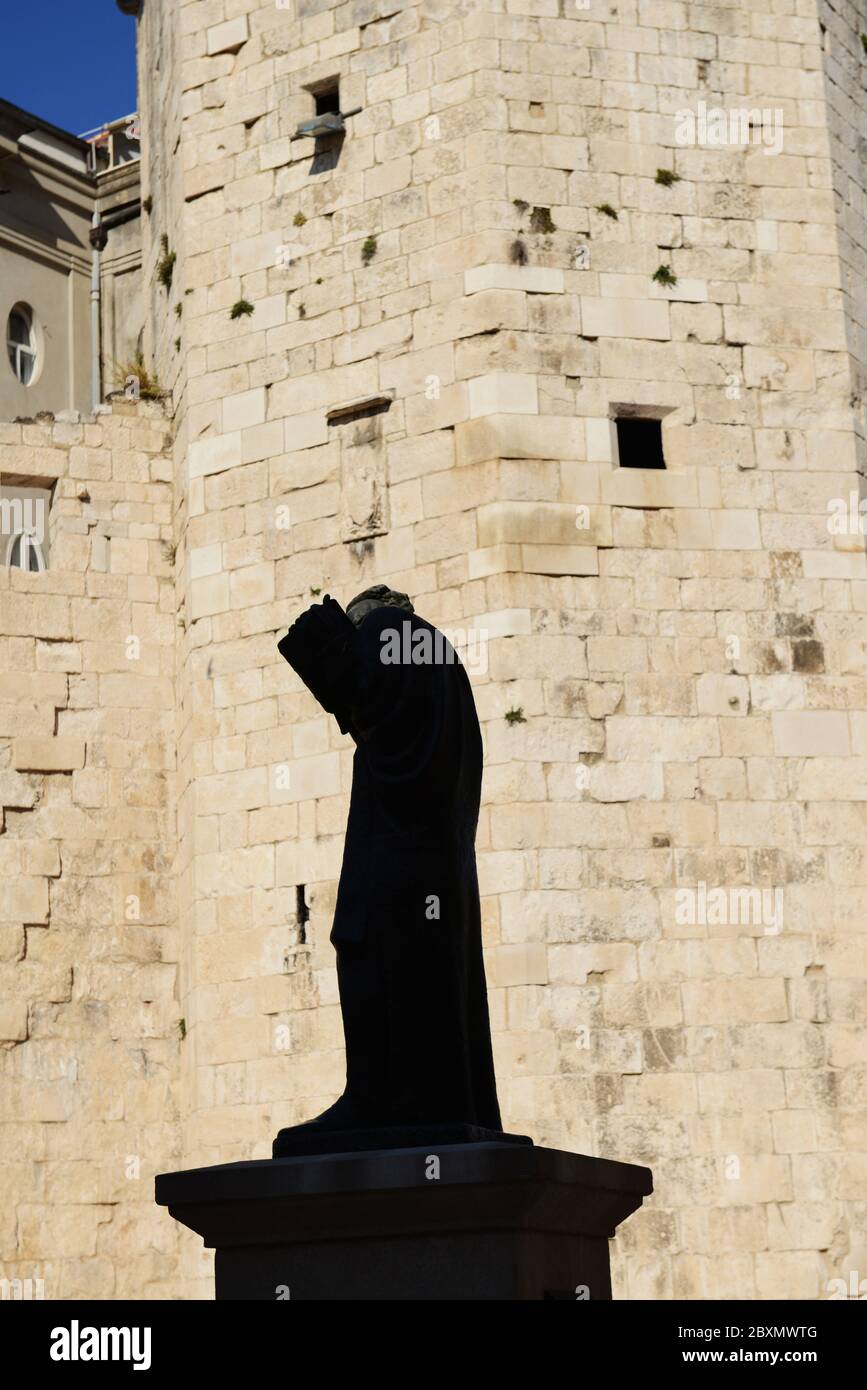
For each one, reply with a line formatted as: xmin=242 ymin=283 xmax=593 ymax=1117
xmin=5 ymin=530 xmax=46 ymax=572
xmin=7 ymin=305 xmax=38 ymax=385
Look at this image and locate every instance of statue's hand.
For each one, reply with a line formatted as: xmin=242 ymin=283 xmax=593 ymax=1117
xmin=289 ymin=594 xmax=351 ymax=648
xmin=278 ymin=596 xmax=357 ymax=732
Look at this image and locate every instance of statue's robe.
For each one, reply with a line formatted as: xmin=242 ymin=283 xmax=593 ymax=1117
xmin=278 ymin=603 xmax=502 ymax=1131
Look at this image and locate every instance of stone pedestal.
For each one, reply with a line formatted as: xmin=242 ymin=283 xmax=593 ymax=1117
xmin=156 ymin=1141 xmax=652 ymax=1300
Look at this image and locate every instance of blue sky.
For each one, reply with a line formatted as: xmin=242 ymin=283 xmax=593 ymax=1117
xmin=1 ymin=0 xmax=136 ymax=136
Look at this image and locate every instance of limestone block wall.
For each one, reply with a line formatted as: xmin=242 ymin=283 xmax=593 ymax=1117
xmin=138 ymin=0 xmax=188 ymax=409
xmin=126 ymin=0 xmax=867 ymax=1299
xmin=0 ymin=401 xmax=181 ymax=1299
xmin=820 ymin=0 xmax=867 ymax=395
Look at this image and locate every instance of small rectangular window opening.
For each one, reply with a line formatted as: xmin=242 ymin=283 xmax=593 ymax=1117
xmin=313 ymin=81 xmax=341 ymax=116
xmin=295 ymin=885 xmax=310 ymax=944
xmin=1 ymin=480 xmax=52 ymax=570
xmin=615 ymin=416 xmax=666 ymax=469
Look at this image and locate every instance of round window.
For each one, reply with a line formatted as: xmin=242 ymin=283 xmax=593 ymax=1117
xmin=7 ymin=304 xmax=38 ymax=385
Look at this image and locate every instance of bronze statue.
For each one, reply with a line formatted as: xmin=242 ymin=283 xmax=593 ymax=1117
xmin=275 ymin=586 xmax=503 ymax=1149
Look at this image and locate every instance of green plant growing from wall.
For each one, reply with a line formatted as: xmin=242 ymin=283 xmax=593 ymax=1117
xmin=110 ymin=352 xmax=161 ymax=400
xmin=505 ymin=707 xmax=527 ymax=725
xmin=596 ymin=203 xmax=618 ymax=220
xmin=293 ymin=211 xmax=306 ymax=226
xmin=652 ymin=264 xmax=678 ymax=287
xmin=361 ymin=235 xmax=378 ymax=264
xmin=156 ymin=233 xmax=176 ymax=290
xmin=229 ymin=299 xmax=255 ymax=319
xmin=655 ymin=168 xmax=680 ymax=186
xmin=175 ymin=303 xmax=183 ymax=318
xmin=142 ymin=195 xmax=152 ymax=214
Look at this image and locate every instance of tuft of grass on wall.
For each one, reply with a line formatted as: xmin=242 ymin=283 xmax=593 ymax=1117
xmin=156 ymin=233 xmax=176 ymax=291
xmin=110 ymin=351 xmax=161 ymax=399
xmin=652 ymin=264 xmax=678 ymax=287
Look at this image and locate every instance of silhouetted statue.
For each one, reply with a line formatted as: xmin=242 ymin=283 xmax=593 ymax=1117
xmin=275 ymin=585 xmax=503 ymax=1145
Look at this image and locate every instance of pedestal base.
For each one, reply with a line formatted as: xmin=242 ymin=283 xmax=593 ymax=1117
xmin=272 ymin=1120 xmax=533 ymax=1157
xmin=156 ymin=1142 xmax=652 ymax=1300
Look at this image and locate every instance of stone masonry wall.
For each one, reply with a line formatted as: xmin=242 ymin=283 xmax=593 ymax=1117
xmin=129 ymin=0 xmax=867 ymax=1299
xmin=1 ymin=0 xmax=864 ymax=1300
xmin=0 ymin=401 xmax=181 ymax=1299
xmin=820 ymin=0 xmax=867 ymax=397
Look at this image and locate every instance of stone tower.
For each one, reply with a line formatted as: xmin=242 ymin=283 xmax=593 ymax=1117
xmin=1 ymin=0 xmax=865 ymax=1299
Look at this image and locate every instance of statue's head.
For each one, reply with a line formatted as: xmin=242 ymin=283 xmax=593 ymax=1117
xmin=346 ymin=584 xmax=414 ymax=628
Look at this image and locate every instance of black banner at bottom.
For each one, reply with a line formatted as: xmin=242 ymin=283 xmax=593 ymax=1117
xmin=4 ymin=1297 xmax=861 ymax=1376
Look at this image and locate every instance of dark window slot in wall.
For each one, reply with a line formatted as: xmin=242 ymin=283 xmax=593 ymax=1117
xmin=615 ymin=417 xmax=666 ymax=469
xmin=296 ymin=885 xmax=310 ymax=944
xmin=312 ymin=81 xmax=341 ymax=116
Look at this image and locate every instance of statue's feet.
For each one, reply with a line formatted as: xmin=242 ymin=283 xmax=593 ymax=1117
xmin=291 ymin=1092 xmax=384 ymax=1132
